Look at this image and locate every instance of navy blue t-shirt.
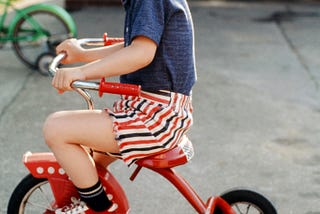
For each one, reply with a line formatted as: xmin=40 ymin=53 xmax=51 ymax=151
xmin=120 ymin=0 xmax=196 ymax=95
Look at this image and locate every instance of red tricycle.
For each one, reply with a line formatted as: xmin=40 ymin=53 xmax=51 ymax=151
xmin=7 ymin=37 xmax=277 ymax=214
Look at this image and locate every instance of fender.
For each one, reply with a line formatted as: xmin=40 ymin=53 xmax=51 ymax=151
xmin=8 ymin=4 xmax=77 ymax=38
xmin=23 ymin=152 xmax=67 ymax=179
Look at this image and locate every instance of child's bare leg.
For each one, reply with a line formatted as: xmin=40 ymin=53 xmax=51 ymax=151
xmin=42 ymin=109 xmax=119 ymax=211
xmin=43 ymin=109 xmax=118 ymax=186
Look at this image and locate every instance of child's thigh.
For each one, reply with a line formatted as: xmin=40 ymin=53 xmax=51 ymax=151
xmin=45 ymin=109 xmax=119 ymax=153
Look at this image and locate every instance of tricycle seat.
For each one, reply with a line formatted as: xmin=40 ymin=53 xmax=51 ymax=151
xmin=136 ymin=135 xmax=194 ymax=169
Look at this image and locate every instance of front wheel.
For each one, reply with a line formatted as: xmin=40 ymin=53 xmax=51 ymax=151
xmin=8 ymin=173 xmax=128 ymax=213
xmin=12 ymin=10 xmax=76 ymax=70
xmin=214 ymin=189 xmax=277 ymax=214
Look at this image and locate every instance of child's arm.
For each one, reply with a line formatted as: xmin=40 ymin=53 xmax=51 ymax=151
xmin=81 ymin=42 xmax=125 ymax=63
xmin=52 ymin=36 xmax=157 ymax=92
xmin=56 ymin=39 xmax=125 ymax=64
xmin=81 ymin=36 xmax=156 ymax=79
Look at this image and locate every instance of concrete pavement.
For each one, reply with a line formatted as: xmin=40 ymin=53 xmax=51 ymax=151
xmin=1 ymin=1 xmax=320 ymax=213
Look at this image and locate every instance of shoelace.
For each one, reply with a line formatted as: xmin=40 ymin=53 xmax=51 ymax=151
xmin=55 ymin=197 xmax=88 ymax=214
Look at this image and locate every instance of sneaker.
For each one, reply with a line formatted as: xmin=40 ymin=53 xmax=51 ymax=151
xmin=55 ymin=197 xmax=118 ymax=214
xmin=55 ymin=197 xmax=88 ymax=214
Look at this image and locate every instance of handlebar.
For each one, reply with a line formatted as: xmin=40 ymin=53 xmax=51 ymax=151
xmin=48 ymin=37 xmax=140 ymax=98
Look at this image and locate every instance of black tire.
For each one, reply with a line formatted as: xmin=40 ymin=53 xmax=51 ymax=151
xmin=7 ymin=174 xmax=55 ymax=213
xmin=214 ymin=189 xmax=277 ymax=214
xmin=12 ymin=10 xmax=74 ymax=69
xmin=36 ymin=52 xmax=55 ymax=76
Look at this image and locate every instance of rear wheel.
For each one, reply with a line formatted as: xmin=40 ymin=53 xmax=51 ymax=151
xmin=214 ymin=189 xmax=277 ymax=214
xmin=12 ymin=10 xmax=75 ymax=70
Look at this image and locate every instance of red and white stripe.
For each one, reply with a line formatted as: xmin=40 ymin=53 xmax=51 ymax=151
xmin=106 ymin=90 xmax=193 ymax=166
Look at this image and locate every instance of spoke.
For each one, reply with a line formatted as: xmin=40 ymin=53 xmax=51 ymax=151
xmin=233 ymin=203 xmax=255 ymax=214
xmin=234 ymin=204 xmax=242 ymax=213
xmin=245 ymin=204 xmax=251 ymax=214
xmin=25 ymin=201 xmax=54 ymax=211
xmin=24 ymin=184 xmax=55 ymax=211
xmin=38 ymin=186 xmax=54 ymax=209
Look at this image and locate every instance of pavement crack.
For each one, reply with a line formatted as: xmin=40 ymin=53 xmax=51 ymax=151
xmin=275 ymin=5 xmax=320 ymax=91
xmin=0 ymin=72 xmax=34 ymax=122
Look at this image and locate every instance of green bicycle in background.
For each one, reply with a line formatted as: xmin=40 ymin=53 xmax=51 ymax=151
xmin=0 ymin=0 xmax=77 ymax=75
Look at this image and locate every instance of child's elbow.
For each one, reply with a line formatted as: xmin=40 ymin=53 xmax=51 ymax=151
xmin=131 ymin=36 xmax=157 ymax=67
xmin=141 ymin=49 xmax=156 ymax=66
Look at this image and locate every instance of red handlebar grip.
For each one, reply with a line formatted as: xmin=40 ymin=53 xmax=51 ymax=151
xmin=103 ymin=33 xmax=124 ymax=46
xmin=99 ymin=78 xmax=141 ymax=97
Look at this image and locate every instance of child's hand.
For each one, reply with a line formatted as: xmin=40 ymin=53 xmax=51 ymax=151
xmin=56 ymin=38 xmax=84 ymax=64
xmin=51 ymin=67 xmax=86 ymax=93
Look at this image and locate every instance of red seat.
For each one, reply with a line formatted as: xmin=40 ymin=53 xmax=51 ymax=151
xmin=136 ymin=136 xmax=194 ymax=169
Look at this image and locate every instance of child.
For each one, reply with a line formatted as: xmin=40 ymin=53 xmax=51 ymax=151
xmin=43 ymin=0 xmax=196 ymax=213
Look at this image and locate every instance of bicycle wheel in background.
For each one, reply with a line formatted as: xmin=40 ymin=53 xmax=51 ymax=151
xmin=12 ymin=10 xmax=76 ymax=74
xmin=214 ymin=189 xmax=277 ymax=214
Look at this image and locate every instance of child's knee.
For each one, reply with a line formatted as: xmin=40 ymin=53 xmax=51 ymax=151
xmin=42 ymin=112 xmax=64 ymax=148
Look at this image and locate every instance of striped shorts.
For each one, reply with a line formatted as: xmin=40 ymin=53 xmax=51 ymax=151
xmin=105 ymin=90 xmax=193 ymax=166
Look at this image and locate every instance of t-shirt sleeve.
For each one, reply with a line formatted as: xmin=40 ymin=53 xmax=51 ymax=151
xmin=130 ymin=0 xmax=165 ymax=46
